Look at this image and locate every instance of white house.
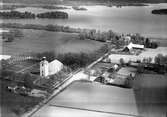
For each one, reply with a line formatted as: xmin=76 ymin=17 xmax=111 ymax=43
xmin=40 ymin=57 xmax=63 ymax=77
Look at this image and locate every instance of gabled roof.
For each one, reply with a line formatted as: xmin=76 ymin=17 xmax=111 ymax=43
xmin=0 ymin=55 xmax=11 ymax=60
xmin=127 ymin=42 xmax=144 ymax=50
xmin=48 ymin=59 xmax=63 ymax=75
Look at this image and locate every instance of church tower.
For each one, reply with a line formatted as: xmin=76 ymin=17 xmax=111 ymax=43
xmin=40 ymin=57 xmax=49 ymax=77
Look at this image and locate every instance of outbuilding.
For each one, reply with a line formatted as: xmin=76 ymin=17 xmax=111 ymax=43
xmin=123 ymin=42 xmax=144 ymax=52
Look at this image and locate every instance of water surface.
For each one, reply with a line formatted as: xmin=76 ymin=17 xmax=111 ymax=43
xmin=1 ymin=4 xmax=167 ymax=38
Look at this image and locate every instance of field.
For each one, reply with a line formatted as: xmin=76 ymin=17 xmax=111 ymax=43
xmin=133 ymin=74 xmax=167 ymax=117
xmin=30 ymin=81 xmax=139 ymax=117
xmin=151 ymin=38 xmax=167 ymax=47
xmin=1 ymin=29 xmax=104 ymax=56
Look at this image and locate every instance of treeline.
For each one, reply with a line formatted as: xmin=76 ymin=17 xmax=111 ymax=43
xmin=0 ymin=23 xmax=117 ymax=38
xmin=0 ymin=23 xmax=159 ymax=47
xmin=137 ymin=54 xmax=167 ymax=74
xmin=79 ymin=31 xmax=158 ymax=48
xmin=34 ymin=44 xmax=109 ymax=70
xmin=72 ymin=6 xmax=87 ymax=11
xmin=79 ymin=30 xmax=117 ymax=42
xmin=37 ymin=11 xmax=68 ymax=19
xmin=129 ymin=34 xmax=158 ymax=48
xmin=0 ymin=4 xmax=26 ymax=10
xmin=0 ymin=11 xmax=68 ymax=19
xmin=0 ymin=11 xmax=35 ymax=19
xmin=152 ymin=9 xmax=167 ymax=15
xmin=0 ymin=23 xmax=83 ymax=33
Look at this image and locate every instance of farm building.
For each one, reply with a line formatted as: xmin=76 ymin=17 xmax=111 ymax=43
xmin=40 ymin=57 xmax=63 ymax=77
xmin=0 ymin=55 xmax=11 ymax=60
xmin=123 ymin=42 xmax=144 ymax=52
xmin=0 ymin=29 xmax=9 ymax=34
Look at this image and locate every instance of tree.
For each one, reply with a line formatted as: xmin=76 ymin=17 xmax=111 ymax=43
xmin=119 ymin=58 xmax=125 ymax=66
xmin=127 ymin=60 xmax=132 ymax=66
xmin=154 ymin=54 xmax=163 ymax=65
xmin=145 ymin=38 xmax=150 ymax=48
xmin=148 ymin=57 xmax=152 ymax=64
xmin=137 ymin=63 xmax=144 ymax=73
xmin=23 ymin=73 xmax=34 ymax=88
xmin=124 ymin=75 xmax=133 ymax=88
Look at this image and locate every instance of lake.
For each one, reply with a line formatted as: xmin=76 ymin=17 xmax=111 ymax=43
xmin=1 ymin=3 xmax=167 ymax=38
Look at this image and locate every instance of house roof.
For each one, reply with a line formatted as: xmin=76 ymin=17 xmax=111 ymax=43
xmin=127 ymin=42 xmax=144 ymax=50
xmin=0 ymin=55 xmax=11 ymax=60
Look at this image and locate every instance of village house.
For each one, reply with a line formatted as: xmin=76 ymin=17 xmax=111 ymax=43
xmin=123 ymin=42 xmax=144 ymax=53
xmin=0 ymin=55 xmax=11 ymax=61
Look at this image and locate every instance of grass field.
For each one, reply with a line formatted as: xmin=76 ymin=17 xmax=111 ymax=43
xmin=151 ymin=37 xmax=167 ymax=47
xmin=133 ymin=74 xmax=167 ymax=117
xmin=1 ymin=29 xmax=104 ymax=56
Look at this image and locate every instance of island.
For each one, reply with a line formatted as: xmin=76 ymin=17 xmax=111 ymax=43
xmin=38 ymin=5 xmax=69 ymax=10
xmin=0 ymin=11 xmax=69 ymax=19
xmin=152 ymin=9 xmax=167 ymax=15
xmin=36 ymin=11 xmax=68 ymax=19
xmin=72 ymin=6 xmax=87 ymax=11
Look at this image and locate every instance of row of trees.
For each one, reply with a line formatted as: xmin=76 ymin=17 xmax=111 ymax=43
xmin=0 ymin=23 xmax=158 ymax=48
xmin=0 ymin=23 xmax=86 ymax=33
xmin=79 ymin=29 xmax=117 ymax=42
xmin=0 ymin=11 xmax=68 ymax=19
xmin=34 ymin=44 xmax=109 ymax=70
xmin=129 ymin=34 xmax=158 ymax=48
xmin=79 ymin=31 xmax=158 ymax=49
xmin=154 ymin=54 xmax=167 ymax=65
xmin=37 ymin=11 xmax=68 ymax=19
xmin=144 ymin=38 xmax=158 ymax=48
xmin=0 ymin=11 xmax=35 ymax=19
xmin=136 ymin=54 xmax=167 ymax=73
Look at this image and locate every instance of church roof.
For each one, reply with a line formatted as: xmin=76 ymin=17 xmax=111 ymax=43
xmin=48 ymin=59 xmax=63 ymax=75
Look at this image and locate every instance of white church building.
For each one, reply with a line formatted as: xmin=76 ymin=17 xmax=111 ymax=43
xmin=40 ymin=57 xmax=63 ymax=77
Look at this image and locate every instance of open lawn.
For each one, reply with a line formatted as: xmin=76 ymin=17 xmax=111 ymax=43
xmin=133 ymin=74 xmax=167 ymax=117
xmin=1 ymin=29 xmax=104 ymax=56
xmin=151 ymin=37 xmax=167 ymax=47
